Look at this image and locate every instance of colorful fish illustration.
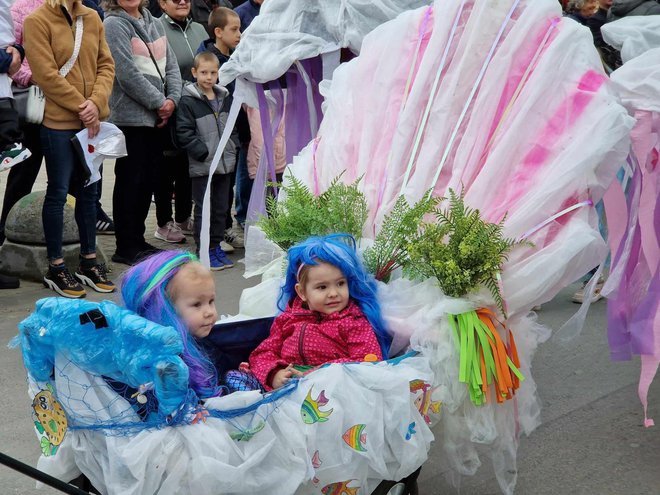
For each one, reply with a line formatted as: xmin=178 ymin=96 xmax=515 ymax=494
xmin=321 ymin=480 xmax=359 ymax=495
xmin=32 ymin=386 xmax=67 ymax=457
xmin=301 ymin=388 xmax=333 ymax=424
xmin=405 ymin=422 xmax=416 ymax=441
xmin=229 ymin=420 xmax=266 ymax=441
xmin=409 ymin=379 xmax=441 ymax=424
xmin=342 ymin=424 xmax=367 ymax=452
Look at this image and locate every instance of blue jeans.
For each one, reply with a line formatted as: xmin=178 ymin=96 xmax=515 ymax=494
xmin=41 ymin=127 xmax=97 ymax=261
xmin=234 ymin=145 xmax=252 ymax=227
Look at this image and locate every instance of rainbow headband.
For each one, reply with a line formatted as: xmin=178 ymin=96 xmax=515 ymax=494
xmin=142 ymin=252 xmax=198 ymax=296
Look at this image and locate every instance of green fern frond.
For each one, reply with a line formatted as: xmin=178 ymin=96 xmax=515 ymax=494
xmin=257 ymin=174 xmax=368 ymax=251
xmin=405 ymin=188 xmax=528 ymax=317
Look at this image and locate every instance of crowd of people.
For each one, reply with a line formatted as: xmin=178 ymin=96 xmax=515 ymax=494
xmin=0 ymin=0 xmax=263 ymax=297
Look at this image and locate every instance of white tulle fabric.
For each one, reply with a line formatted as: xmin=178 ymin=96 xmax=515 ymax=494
xmin=218 ymin=0 xmax=431 ymax=86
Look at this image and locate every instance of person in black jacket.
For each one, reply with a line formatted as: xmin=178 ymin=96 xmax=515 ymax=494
xmin=176 ymin=52 xmax=238 ymax=270
xmin=608 ymin=0 xmax=660 ymax=20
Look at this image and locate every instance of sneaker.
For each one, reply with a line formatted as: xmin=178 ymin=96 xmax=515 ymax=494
xmin=174 ymin=217 xmax=194 ymax=235
xmin=155 ymin=221 xmax=186 ymax=244
xmin=213 ymin=246 xmax=234 ymax=268
xmin=75 ymin=262 xmax=115 ymax=293
xmin=209 ymin=248 xmax=227 ymax=271
xmin=0 ymin=273 xmax=19 ymax=289
xmin=43 ymin=265 xmax=86 ymax=298
xmin=96 ymin=218 xmax=115 ymax=235
xmin=224 ymin=226 xmax=244 ymax=249
xmin=220 ymin=240 xmax=235 ymax=253
xmin=0 ymin=143 xmax=31 ymax=172
xmin=572 ymin=276 xmax=605 ymax=304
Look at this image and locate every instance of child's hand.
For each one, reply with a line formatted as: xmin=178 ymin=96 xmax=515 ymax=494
xmin=271 ymin=364 xmax=303 ymax=389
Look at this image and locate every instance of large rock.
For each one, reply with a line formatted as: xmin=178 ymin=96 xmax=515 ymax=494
xmin=5 ymin=191 xmax=79 ymax=245
xmin=0 ymin=242 xmax=108 ymax=282
xmin=0 ymin=191 xmax=108 ymax=282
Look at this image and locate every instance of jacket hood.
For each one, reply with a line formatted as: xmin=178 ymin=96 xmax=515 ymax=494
xmin=286 ymin=297 xmax=363 ymax=321
xmin=182 ymin=82 xmax=230 ymax=100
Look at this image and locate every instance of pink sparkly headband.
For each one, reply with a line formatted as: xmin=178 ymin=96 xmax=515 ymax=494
xmin=296 ymin=262 xmax=306 ymax=281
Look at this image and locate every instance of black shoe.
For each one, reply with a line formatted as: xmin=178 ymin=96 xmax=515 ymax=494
xmin=111 ymin=252 xmax=139 ymax=266
xmin=75 ymin=262 xmax=116 ymax=293
xmin=96 ymin=218 xmax=115 ymax=235
xmin=137 ymin=243 xmax=164 ymax=261
xmin=43 ymin=265 xmax=86 ymax=298
xmin=0 ymin=273 xmax=19 ymax=289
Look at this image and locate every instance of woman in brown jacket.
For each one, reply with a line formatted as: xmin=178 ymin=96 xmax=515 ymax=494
xmin=24 ymin=0 xmax=115 ymax=298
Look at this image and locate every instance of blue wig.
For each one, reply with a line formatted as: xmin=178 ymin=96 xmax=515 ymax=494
xmin=120 ymin=250 xmax=222 ymax=399
xmin=279 ymin=234 xmax=392 ymax=359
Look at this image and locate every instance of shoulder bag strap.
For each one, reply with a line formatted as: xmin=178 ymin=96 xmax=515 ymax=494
xmin=59 ymin=16 xmax=84 ymax=78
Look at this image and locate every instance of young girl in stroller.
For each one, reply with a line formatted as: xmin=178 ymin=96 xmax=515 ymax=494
xmin=121 ymin=250 xmax=260 ymax=397
xmin=250 ymin=234 xmax=392 ymax=390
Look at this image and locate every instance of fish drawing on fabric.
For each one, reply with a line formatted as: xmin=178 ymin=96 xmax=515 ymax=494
xmin=342 ymin=424 xmax=367 ymax=452
xmin=301 ymin=388 xmax=333 ymax=424
xmin=32 ymin=385 xmax=67 ymax=457
xmin=405 ymin=422 xmax=416 ymax=441
xmin=321 ymin=480 xmax=360 ymax=495
xmin=312 ymin=450 xmax=322 ymax=485
xmin=410 ymin=379 xmax=441 ymax=424
xmin=229 ymin=420 xmax=266 ymax=441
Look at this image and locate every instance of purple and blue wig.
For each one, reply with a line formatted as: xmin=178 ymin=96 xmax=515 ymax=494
xmin=279 ymin=234 xmax=392 ymax=359
xmin=120 ymin=250 xmax=222 ymax=399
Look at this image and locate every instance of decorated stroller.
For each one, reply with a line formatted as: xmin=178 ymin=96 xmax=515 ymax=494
xmin=15 ymin=298 xmax=433 ymax=495
xmin=10 ymin=0 xmax=638 ymax=493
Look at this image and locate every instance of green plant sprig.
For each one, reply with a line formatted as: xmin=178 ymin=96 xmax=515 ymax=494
xmin=257 ymin=173 xmax=368 ymax=251
xmin=403 ymin=188 xmax=526 ymax=317
xmin=363 ymin=191 xmax=438 ymax=282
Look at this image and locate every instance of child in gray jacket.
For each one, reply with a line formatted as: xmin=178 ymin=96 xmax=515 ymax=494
xmin=176 ymin=52 xmax=238 ymax=270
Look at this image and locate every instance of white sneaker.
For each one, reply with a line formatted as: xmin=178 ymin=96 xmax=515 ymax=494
xmin=224 ymin=226 xmax=244 ymax=248
xmin=220 ymin=240 xmax=235 ymax=253
xmin=0 ymin=143 xmax=31 ymax=172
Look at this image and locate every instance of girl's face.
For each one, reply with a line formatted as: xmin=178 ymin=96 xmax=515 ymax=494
xmin=295 ymin=262 xmax=349 ymax=315
xmin=169 ymin=264 xmax=218 ymax=339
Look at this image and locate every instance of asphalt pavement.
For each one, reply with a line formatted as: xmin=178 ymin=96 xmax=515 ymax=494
xmin=0 ymin=163 xmax=658 ymax=494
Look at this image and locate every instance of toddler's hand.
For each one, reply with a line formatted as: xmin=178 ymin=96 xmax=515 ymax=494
xmin=271 ymin=365 xmax=302 ymax=389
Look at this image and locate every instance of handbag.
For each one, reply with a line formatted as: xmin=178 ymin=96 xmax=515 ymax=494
xmin=13 ymin=15 xmax=84 ymax=125
xmin=13 ymin=85 xmax=45 ymax=125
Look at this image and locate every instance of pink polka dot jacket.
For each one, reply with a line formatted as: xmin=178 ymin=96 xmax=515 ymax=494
xmin=249 ymin=298 xmax=383 ymax=390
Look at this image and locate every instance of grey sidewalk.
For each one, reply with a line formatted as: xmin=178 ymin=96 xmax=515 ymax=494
xmin=0 ymin=162 xmax=658 ymax=494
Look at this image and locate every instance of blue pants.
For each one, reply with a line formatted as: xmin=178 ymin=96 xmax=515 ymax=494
xmin=41 ymin=127 xmax=97 ymax=261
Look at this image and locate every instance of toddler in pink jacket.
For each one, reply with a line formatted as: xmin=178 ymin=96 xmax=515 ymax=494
xmin=249 ymin=234 xmax=392 ymax=390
